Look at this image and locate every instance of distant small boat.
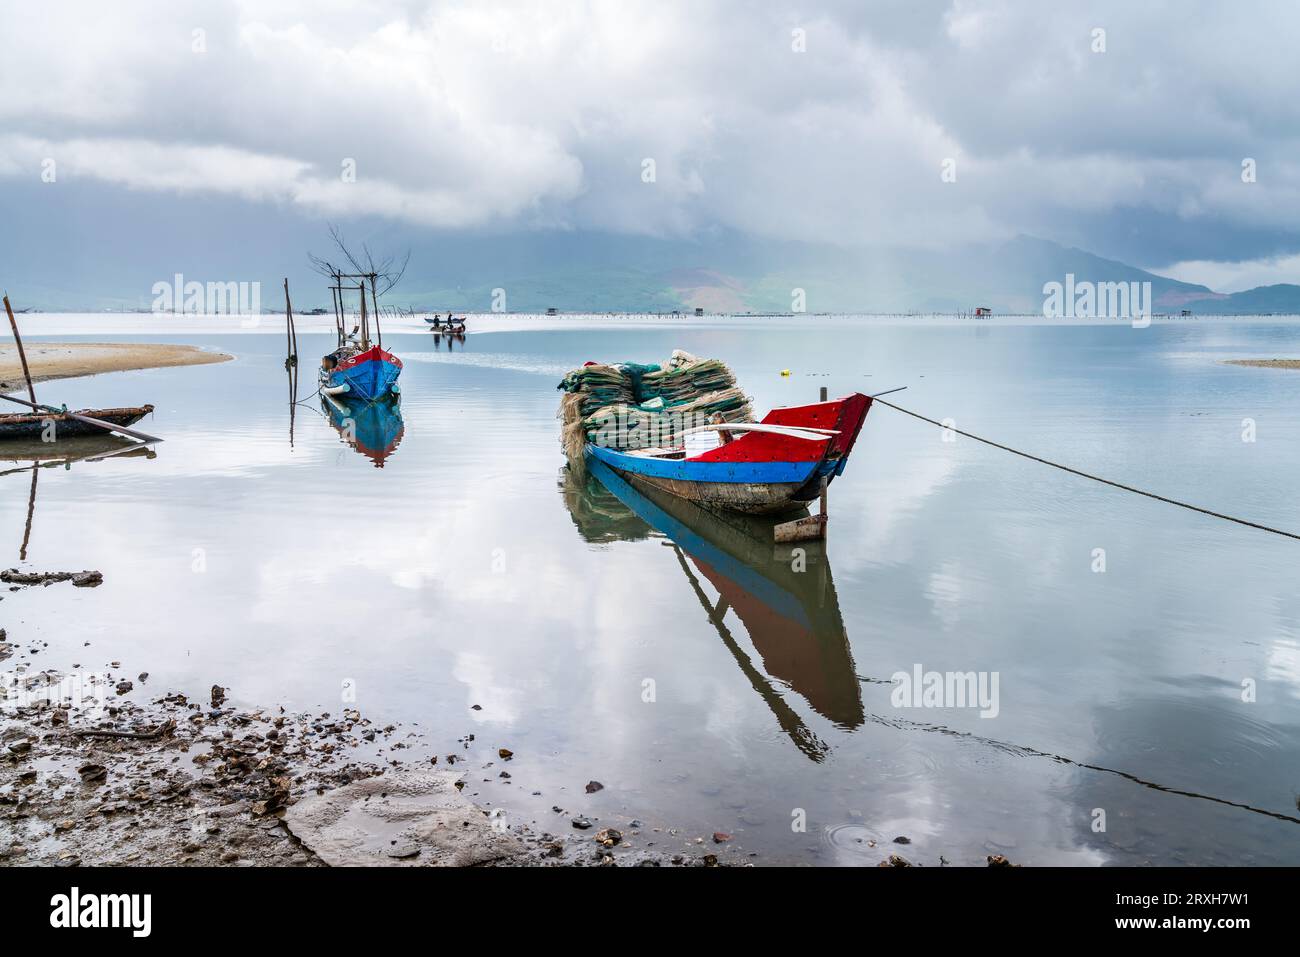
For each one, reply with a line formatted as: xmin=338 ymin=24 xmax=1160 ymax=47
xmin=0 ymin=405 xmax=154 ymax=442
xmin=424 ymin=315 xmax=467 ymax=333
xmin=586 ymin=393 xmax=873 ymax=515
xmin=320 ymin=345 xmax=402 ymax=401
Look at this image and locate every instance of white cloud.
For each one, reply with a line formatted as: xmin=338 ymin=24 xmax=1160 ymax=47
xmin=2 ymin=1 xmax=1300 ymax=254
xmin=1155 ymin=253 xmax=1300 ymax=293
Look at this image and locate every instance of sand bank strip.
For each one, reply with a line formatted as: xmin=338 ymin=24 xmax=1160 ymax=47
xmin=0 ymin=342 xmax=231 ymax=389
xmin=1223 ymin=359 xmax=1300 ymax=370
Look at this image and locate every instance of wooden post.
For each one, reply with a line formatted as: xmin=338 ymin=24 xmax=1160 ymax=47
xmin=283 ymin=278 xmax=298 ymax=365
xmin=358 ymin=280 xmax=369 ymax=350
xmin=3 ymin=294 xmax=38 ymax=404
xmin=819 ymin=476 xmax=829 ymax=542
xmin=369 ymin=274 xmax=382 ymax=349
xmin=819 ymin=385 xmax=829 ymax=538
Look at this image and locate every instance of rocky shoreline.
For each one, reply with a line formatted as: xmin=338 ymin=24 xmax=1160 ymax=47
xmin=0 ymin=633 xmax=739 ymax=868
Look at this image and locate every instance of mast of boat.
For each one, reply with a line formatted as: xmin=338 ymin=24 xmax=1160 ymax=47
xmin=368 ymin=272 xmax=382 ymax=349
xmin=357 ymin=277 xmax=369 ymax=350
xmin=328 ymin=270 xmax=345 ymax=349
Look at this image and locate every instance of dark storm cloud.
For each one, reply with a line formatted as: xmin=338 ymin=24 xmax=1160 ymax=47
xmin=0 ymin=0 xmax=1296 ymax=275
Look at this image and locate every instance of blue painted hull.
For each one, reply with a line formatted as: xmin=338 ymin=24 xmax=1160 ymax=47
xmin=586 ymin=444 xmax=820 ymax=485
xmin=328 ymin=352 xmax=401 ymax=401
xmin=577 ymin=392 xmax=872 ymax=514
xmin=586 ymin=444 xmax=824 ymax=514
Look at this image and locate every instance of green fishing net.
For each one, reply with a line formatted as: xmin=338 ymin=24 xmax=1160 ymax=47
xmin=558 ymin=350 xmax=754 ymax=460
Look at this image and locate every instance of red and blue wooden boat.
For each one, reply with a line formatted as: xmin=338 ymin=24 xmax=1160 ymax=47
xmin=585 ymin=392 xmax=873 ymax=515
xmin=321 ymin=345 xmax=402 ymax=401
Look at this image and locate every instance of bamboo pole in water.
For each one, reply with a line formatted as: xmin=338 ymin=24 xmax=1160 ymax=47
xmin=283 ymin=278 xmax=298 ymax=363
xmin=3 ymin=294 xmax=38 ymax=405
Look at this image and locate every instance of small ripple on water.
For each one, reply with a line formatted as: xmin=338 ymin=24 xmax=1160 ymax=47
xmin=822 ymin=822 xmax=885 ymax=858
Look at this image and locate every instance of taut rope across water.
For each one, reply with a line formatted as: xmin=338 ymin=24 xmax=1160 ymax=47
xmin=873 ymin=396 xmax=1300 ymax=542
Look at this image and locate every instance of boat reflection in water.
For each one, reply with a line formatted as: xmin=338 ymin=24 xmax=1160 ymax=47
xmin=321 ymin=394 xmax=405 ymax=467
xmin=561 ymin=458 xmax=864 ymax=761
xmin=1 ymin=434 xmax=156 ymax=561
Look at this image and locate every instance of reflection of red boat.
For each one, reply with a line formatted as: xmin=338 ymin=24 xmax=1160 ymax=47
xmin=586 ymin=393 xmax=873 ymax=515
xmin=564 ymin=459 xmax=864 ymax=761
xmin=322 ymin=394 xmax=405 ymax=468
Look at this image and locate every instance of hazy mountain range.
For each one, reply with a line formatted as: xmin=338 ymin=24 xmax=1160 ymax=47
xmin=2 ymin=187 xmax=1295 ymax=317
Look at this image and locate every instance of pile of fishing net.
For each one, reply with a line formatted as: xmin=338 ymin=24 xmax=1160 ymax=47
xmin=557 ymin=349 xmax=753 ymax=465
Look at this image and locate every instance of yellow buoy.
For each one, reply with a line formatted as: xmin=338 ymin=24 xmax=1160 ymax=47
xmin=780 ymin=369 xmax=792 ymax=377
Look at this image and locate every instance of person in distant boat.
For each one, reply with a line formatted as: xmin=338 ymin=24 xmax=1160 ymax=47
xmin=321 ymin=354 xmax=338 ymax=372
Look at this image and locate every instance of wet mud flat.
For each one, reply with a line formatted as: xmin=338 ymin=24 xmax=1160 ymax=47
xmin=0 ymin=636 xmax=740 ymax=869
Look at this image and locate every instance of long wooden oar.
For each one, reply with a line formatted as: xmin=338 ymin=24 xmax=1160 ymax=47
xmin=0 ymin=394 xmax=163 ymax=444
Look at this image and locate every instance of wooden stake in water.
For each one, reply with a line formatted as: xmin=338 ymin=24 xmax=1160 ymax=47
xmin=3 ymin=293 xmax=38 ymax=405
xmin=283 ymin=277 xmax=298 ymax=366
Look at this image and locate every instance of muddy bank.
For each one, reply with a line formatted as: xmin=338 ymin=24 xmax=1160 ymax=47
xmin=1223 ymin=358 xmax=1300 ymax=370
xmin=0 ymin=343 xmax=231 ymax=389
xmin=0 ymin=638 xmax=740 ymax=867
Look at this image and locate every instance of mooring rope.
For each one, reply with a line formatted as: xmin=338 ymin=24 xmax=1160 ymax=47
xmin=871 ymin=396 xmax=1300 ymax=542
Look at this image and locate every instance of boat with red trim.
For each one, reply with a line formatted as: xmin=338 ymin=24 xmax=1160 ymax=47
xmin=316 ymin=268 xmax=402 ymax=401
xmin=585 ymin=392 xmax=873 ymax=515
xmin=320 ymin=344 xmax=402 ymax=401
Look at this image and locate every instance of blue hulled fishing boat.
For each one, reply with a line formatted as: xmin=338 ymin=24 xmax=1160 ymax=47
xmin=320 ymin=344 xmax=402 ymax=401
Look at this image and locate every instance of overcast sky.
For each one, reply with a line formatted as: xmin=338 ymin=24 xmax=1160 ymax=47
xmin=2 ymin=0 xmax=1298 ymax=291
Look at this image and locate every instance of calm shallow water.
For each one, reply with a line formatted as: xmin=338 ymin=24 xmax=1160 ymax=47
xmin=5 ymin=317 xmax=1300 ymax=865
